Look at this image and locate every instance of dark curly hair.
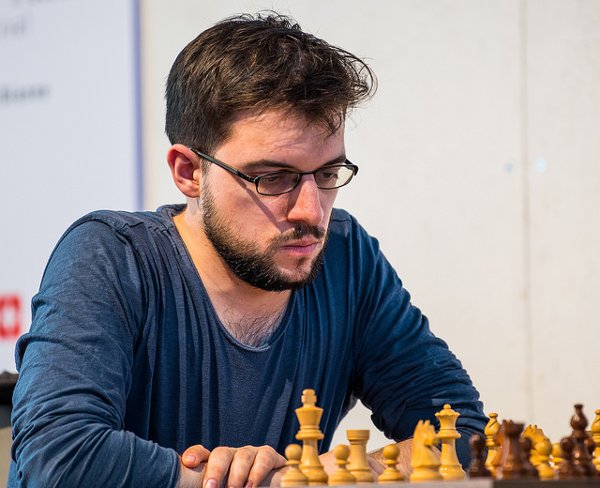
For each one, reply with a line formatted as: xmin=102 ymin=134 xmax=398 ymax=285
xmin=165 ymin=12 xmax=376 ymax=155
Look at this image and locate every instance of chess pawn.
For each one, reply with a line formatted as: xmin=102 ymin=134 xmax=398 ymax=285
xmin=584 ymin=437 xmax=599 ymax=477
xmin=592 ymin=409 xmax=600 ymax=475
xmin=435 ymin=404 xmax=466 ymax=480
xmin=378 ymin=444 xmax=404 ymax=483
xmin=328 ymin=445 xmax=357 ymax=486
xmin=295 ymin=389 xmax=328 ymax=485
xmin=484 ymin=412 xmax=500 ymax=473
xmin=281 ymin=444 xmax=308 ymax=487
xmin=346 ymin=429 xmax=374 ymax=482
xmin=467 ymin=433 xmax=491 ymax=478
xmin=496 ymin=420 xmax=525 ymax=480
xmin=557 ymin=436 xmax=582 ymax=479
xmin=410 ymin=420 xmax=442 ymax=483
xmin=570 ymin=403 xmax=596 ymax=477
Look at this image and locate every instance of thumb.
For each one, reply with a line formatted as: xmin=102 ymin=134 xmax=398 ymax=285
xmin=182 ymin=444 xmax=211 ymax=468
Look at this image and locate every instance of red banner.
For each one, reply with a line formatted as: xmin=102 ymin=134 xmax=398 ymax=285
xmin=0 ymin=294 xmax=21 ymax=339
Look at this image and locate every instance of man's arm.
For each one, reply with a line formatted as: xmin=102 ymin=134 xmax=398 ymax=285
xmin=10 ymin=220 xmax=180 ymax=487
xmin=346 ymin=216 xmax=487 ymax=467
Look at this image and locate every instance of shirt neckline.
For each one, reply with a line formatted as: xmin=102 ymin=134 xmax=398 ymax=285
xmin=157 ymin=203 xmax=296 ymax=351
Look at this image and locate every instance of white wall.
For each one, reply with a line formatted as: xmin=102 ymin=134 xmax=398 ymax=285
xmin=141 ymin=0 xmax=600 ymax=447
xmin=0 ymin=0 xmax=139 ymax=370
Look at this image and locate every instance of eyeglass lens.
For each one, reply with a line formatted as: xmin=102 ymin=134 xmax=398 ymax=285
xmin=257 ymin=165 xmax=355 ymax=195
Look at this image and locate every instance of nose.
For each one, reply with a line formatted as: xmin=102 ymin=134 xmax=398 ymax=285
xmin=286 ymin=175 xmax=324 ymax=226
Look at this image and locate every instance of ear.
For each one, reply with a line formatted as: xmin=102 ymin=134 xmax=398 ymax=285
xmin=167 ymin=144 xmax=203 ymax=198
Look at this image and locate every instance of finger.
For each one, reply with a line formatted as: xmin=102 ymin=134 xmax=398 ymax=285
xmin=318 ymin=450 xmax=336 ymax=475
xmin=246 ymin=446 xmax=286 ymax=488
xmin=226 ymin=446 xmax=258 ymax=487
xmin=204 ymin=446 xmax=235 ymax=488
xmin=260 ymin=465 xmax=285 ymax=487
xmin=182 ymin=445 xmax=211 ymax=468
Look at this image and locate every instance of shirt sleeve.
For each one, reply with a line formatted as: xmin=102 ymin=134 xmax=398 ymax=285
xmin=348 ymin=219 xmax=487 ymax=466
xmin=10 ymin=219 xmax=180 ymax=487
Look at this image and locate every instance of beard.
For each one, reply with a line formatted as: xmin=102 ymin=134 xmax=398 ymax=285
xmin=200 ymin=184 xmax=328 ymax=292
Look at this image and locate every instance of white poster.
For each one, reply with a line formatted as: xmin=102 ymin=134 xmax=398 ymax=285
xmin=0 ymin=0 xmax=140 ymax=371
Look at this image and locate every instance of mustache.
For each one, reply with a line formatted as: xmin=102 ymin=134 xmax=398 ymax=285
xmin=276 ymin=224 xmax=326 ymax=244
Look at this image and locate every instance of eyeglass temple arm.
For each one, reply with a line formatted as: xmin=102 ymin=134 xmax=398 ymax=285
xmin=189 ymin=148 xmax=258 ymax=184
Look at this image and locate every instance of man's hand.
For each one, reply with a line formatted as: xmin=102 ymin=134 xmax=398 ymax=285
xmin=368 ymin=439 xmax=415 ymax=478
xmin=178 ymin=444 xmax=286 ymax=488
xmin=178 ymin=445 xmax=211 ymax=487
xmin=319 ymin=439 xmax=414 ymax=482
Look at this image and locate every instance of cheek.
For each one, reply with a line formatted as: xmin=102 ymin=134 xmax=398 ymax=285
xmin=235 ymin=194 xmax=286 ymax=230
xmin=321 ymin=190 xmax=338 ymax=214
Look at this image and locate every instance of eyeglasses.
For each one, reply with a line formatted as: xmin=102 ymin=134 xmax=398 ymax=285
xmin=189 ymin=147 xmax=359 ymax=196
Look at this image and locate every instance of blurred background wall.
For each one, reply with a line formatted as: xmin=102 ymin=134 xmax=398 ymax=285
xmin=1 ymin=0 xmax=599 ymax=449
xmin=0 ymin=0 xmax=139 ymax=372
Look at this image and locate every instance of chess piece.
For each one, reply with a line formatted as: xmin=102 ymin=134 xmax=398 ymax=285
xmin=378 ymin=444 xmax=404 ymax=483
xmin=523 ymin=424 xmax=553 ymax=479
xmin=557 ymin=436 xmax=582 ymax=479
xmin=467 ymin=433 xmax=491 ymax=477
xmin=496 ymin=420 xmax=525 ymax=479
xmin=346 ymin=429 xmax=374 ymax=482
xmin=552 ymin=441 xmax=564 ymax=469
xmin=520 ymin=436 xmax=539 ymax=479
xmin=592 ymin=409 xmax=600 ymax=475
xmin=328 ymin=444 xmax=357 ymax=486
xmin=535 ymin=436 xmax=555 ymax=480
xmin=585 ymin=437 xmax=599 ymax=478
xmin=570 ymin=403 xmax=596 ymax=477
xmin=410 ymin=420 xmax=442 ymax=482
xmin=490 ymin=423 xmax=505 ymax=479
xmin=435 ymin=404 xmax=466 ymax=480
xmin=295 ymin=389 xmax=328 ymax=485
xmin=281 ymin=444 xmax=309 ymax=487
xmin=523 ymin=424 xmax=541 ymax=466
xmin=484 ymin=412 xmax=500 ymax=473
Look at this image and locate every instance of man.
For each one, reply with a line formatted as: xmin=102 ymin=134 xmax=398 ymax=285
xmin=9 ymin=13 xmax=486 ymax=488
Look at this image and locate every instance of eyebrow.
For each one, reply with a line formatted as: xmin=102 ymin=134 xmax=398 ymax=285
xmin=240 ymin=154 xmax=347 ymax=172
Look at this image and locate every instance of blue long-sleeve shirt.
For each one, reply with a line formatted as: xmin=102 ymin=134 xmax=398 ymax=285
xmin=9 ymin=205 xmax=486 ymax=487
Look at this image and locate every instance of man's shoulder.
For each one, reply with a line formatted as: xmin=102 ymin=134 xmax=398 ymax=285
xmin=324 ymin=208 xmax=382 ymax=267
xmin=329 ymin=207 xmax=358 ymax=234
xmin=68 ymin=204 xmax=182 ymax=234
xmin=328 ymin=208 xmax=375 ymax=245
xmin=49 ymin=204 xmax=184 ymax=262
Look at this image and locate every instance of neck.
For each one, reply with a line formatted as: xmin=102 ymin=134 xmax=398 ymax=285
xmin=173 ymin=205 xmax=291 ymax=344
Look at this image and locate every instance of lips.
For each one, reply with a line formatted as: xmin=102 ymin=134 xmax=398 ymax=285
xmin=280 ymin=240 xmax=320 ymax=256
xmin=282 ymin=239 xmax=319 ymax=248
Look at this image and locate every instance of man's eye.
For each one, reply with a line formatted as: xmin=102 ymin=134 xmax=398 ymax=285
xmin=263 ymin=174 xmax=284 ymax=183
xmin=320 ymin=170 xmax=340 ymax=180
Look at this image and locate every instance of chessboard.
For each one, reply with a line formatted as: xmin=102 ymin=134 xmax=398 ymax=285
xmin=279 ymin=389 xmax=600 ymax=487
xmin=304 ymin=481 xmax=600 ymax=487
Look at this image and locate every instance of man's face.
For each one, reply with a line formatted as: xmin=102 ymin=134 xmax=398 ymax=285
xmin=197 ymin=110 xmax=344 ymax=292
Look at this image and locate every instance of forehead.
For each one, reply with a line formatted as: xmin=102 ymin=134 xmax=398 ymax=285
xmin=215 ymin=110 xmax=345 ymax=165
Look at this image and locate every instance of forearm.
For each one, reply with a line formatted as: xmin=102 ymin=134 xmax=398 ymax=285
xmin=11 ymin=419 xmax=180 ymax=487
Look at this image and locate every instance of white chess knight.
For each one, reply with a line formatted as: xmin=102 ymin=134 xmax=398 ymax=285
xmin=410 ymin=420 xmax=442 ymax=482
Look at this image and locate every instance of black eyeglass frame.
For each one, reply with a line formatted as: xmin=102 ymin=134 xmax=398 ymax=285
xmin=189 ymin=147 xmax=359 ymax=196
